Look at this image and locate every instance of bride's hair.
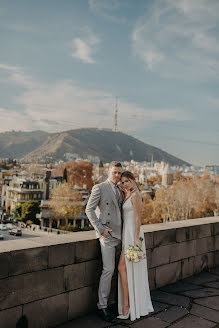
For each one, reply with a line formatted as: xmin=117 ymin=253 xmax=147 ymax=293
xmin=121 ymin=171 xmax=140 ymax=191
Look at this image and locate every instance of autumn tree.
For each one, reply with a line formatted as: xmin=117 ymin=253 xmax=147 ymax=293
xmin=49 ymin=183 xmax=84 ymax=227
xmin=173 ymin=171 xmax=187 ymax=182
xmin=141 ymin=193 xmax=154 ymax=224
xmin=141 ymin=174 xmax=218 ymax=224
xmin=54 ymin=161 xmax=93 ymax=191
xmin=147 ymin=175 xmax=162 ymax=187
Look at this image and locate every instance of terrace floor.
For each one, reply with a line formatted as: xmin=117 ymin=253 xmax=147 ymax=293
xmin=58 ymin=267 xmax=219 ymax=328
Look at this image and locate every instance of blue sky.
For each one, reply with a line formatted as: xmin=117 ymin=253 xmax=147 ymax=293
xmin=0 ymin=0 xmax=219 ymax=166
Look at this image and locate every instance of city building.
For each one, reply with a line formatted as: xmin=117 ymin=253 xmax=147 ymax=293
xmin=162 ymin=163 xmax=173 ymax=187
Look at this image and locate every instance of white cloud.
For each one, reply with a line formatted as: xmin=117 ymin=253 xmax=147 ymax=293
xmin=0 ymin=64 xmax=21 ymax=72
xmin=132 ymin=0 xmax=219 ymax=80
xmin=0 ymin=63 xmax=189 ymax=133
xmin=0 ymin=63 xmax=39 ymax=89
xmin=71 ymin=28 xmax=101 ymax=64
xmin=0 ymin=107 xmax=35 ymax=132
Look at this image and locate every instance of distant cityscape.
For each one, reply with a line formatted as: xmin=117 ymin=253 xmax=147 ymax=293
xmin=0 ymin=153 xmax=219 ymax=233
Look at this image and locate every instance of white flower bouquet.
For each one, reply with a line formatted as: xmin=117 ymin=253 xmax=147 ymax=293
xmin=125 ymin=245 xmax=145 ymax=263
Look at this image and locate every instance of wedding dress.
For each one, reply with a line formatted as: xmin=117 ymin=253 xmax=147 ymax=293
xmin=118 ymin=192 xmax=154 ymax=321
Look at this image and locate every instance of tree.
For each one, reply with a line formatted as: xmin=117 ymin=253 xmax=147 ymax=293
xmin=13 ymin=204 xmax=22 ymax=220
xmin=49 ymin=183 xmax=84 ymax=227
xmin=20 ymin=201 xmax=40 ymax=224
xmin=140 ymin=174 xmax=218 ymax=224
xmin=147 ymin=175 xmax=162 ymax=187
xmin=63 ymin=168 xmax=68 ymax=182
xmin=55 ymin=160 xmax=93 ymax=190
xmin=141 ymin=193 xmax=154 ymax=224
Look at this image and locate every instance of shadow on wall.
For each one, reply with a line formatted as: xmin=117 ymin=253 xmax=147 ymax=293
xmin=16 ymin=315 xmax=28 ymax=328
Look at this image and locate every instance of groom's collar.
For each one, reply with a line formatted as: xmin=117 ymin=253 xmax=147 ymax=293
xmin=107 ymin=178 xmax=117 ymax=188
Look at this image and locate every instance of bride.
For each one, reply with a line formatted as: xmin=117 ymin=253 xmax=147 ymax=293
xmin=117 ymin=171 xmax=154 ymax=321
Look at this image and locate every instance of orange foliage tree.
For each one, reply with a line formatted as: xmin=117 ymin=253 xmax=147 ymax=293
xmin=141 ymin=174 xmax=218 ymax=224
xmin=55 ymin=160 xmax=93 ymax=191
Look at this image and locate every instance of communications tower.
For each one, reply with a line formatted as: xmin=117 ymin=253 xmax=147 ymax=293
xmin=113 ymin=96 xmax=118 ymax=132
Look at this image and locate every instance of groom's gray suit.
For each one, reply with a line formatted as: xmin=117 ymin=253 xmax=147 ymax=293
xmin=85 ymin=179 xmax=124 ymax=309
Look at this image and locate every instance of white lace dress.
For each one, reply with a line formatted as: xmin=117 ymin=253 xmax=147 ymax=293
xmin=118 ymin=194 xmax=154 ymax=321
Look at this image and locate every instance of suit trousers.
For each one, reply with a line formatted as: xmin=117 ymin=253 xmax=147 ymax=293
xmin=97 ymin=234 xmax=121 ymax=309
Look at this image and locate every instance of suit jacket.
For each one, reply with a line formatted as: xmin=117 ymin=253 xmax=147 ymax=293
xmin=85 ymin=180 xmax=124 ymax=239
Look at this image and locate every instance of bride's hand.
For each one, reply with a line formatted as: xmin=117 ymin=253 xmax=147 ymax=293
xmin=135 ymin=239 xmax=142 ymax=249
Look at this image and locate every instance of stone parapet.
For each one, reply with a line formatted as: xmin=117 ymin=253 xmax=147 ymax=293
xmin=0 ymin=217 xmax=219 ymax=327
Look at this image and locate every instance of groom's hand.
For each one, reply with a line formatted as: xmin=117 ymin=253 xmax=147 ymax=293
xmin=101 ymin=228 xmax=112 ymax=238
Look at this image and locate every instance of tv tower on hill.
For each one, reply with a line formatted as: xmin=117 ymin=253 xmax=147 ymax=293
xmin=113 ymin=96 xmax=118 ymax=132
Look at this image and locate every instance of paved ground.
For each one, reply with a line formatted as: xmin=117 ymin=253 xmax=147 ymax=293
xmin=58 ymin=267 xmax=219 ymax=328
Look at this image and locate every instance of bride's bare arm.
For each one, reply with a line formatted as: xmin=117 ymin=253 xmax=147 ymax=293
xmin=131 ymin=191 xmax=142 ymax=248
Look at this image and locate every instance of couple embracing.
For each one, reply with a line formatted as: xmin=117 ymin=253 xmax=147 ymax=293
xmin=85 ymin=161 xmax=154 ymax=322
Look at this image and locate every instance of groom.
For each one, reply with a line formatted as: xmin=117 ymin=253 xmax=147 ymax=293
xmin=85 ymin=161 xmax=124 ymax=323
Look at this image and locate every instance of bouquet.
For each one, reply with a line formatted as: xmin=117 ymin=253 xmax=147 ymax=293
xmin=125 ymin=238 xmax=145 ymax=263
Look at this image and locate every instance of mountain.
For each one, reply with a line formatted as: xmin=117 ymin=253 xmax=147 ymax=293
xmin=0 ymin=128 xmax=189 ymax=165
xmin=0 ymin=130 xmax=49 ymax=159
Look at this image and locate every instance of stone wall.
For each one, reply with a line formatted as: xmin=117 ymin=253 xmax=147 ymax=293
xmin=0 ymin=217 xmax=219 ymax=328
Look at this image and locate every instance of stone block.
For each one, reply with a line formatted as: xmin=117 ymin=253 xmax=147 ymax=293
xmin=0 ymin=306 xmax=22 ymax=328
xmin=23 ymin=293 xmax=68 ymax=328
xmin=156 ymin=262 xmax=181 ymax=288
xmin=145 ymin=232 xmax=153 ymax=249
xmin=196 ymin=237 xmax=214 ymax=255
xmin=181 ymin=257 xmax=195 ymax=279
xmin=210 ymin=267 xmax=219 ymax=276
xmin=153 ymin=229 xmax=176 ymax=247
xmin=197 ymin=224 xmax=212 ymax=238
xmin=146 ymin=249 xmax=152 ymax=268
xmin=132 ymin=316 xmax=169 ymax=328
xmin=213 ymin=222 xmax=219 ymax=235
xmin=215 ymin=235 xmax=219 ymax=251
xmin=153 ymin=301 xmax=170 ymax=314
xmin=148 ymin=268 xmax=156 ymax=290
xmin=169 ymin=314 xmax=216 ymax=328
xmin=75 ymin=239 xmax=100 ymax=263
xmin=184 ymin=271 xmax=219 ymax=285
xmin=155 ymin=305 xmax=189 ymax=323
xmin=68 ymin=285 xmax=98 ymax=320
xmin=63 ymin=311 xmax=114 ymax=328
xmin=64 ymin=262 xmax=86 ymax=291
xmin=151 ymin=290 xmax=190 ymax=308
xmin=160 ymin=281 xmax=201 ymax=293
xmin=0 ymin=267 xmax=64 ymax=310
xmin=203 ymin=281 xmax=219 ymax=288
xmin=150 ymin=245 xmax=171 ymax=268
xmin=180 ymin=287 xmax=219 ymax=298
xmin=194 ymin=295 xmax=219 ymax=310
xmin=170 ymin=240 xmax=196 ymax=262
xmin=176 ymin=226 xmax=197 ymax=242
xmin=48 ymin=243 xmax=75 ymax=268
xmin=84 ymin=259 xmax=102 ymax=286
xmin=215 ymin=250 xmax=219 ymax=266
xmin=0 ymin=252 xmax=9 ymax=279
xmin=194 ymin=253 xmax=215 ymax=274
xmin=191 ymin=303 xmax=219 ymax=323
xmin=9 ymin=247 xmax=48 ymax=276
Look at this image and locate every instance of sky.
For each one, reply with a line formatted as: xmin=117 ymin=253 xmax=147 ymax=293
xmin=0 ymin=0 xmax=219 ymax=166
